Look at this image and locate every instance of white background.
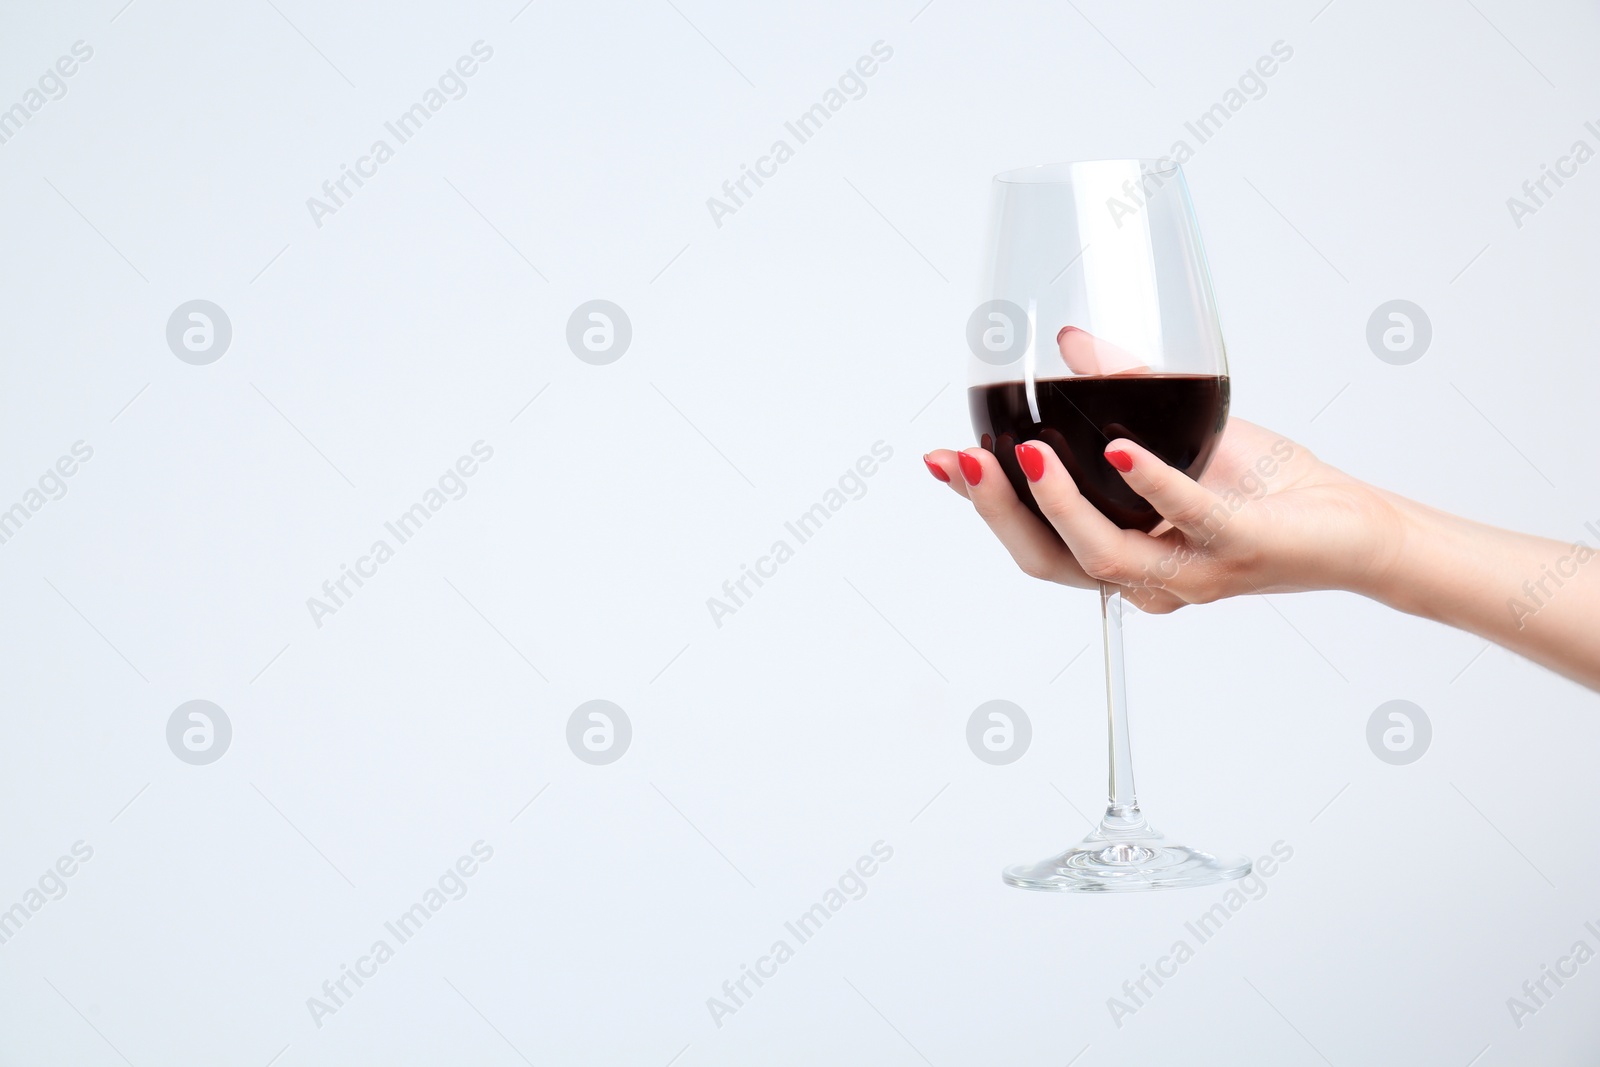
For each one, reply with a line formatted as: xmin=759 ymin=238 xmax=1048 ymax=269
xmin=1 ymin=0 xmax=1598 ymax=1063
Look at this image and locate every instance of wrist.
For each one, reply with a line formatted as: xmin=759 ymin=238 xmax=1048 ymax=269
xmin=1336 ymin=483 xmax=1430 ymax=608
xmin=1348 ymin=487 xmax=1484 ymax=625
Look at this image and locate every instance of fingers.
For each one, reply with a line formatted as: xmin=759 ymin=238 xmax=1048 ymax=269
xmin=926 ymin=447 xmax=1091 ymax=587
xmin=1015 ymin=441 xmax=1164 ymax=587
xmin=930 ymin=434 xmax=1249 ymax=611
xmin=922 ymin=450 xmax=970 ymax=499
xmin=1104 ymin=439 xmax=1232 ymax=544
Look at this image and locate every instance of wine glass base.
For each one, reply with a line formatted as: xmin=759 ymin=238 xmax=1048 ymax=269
xmin=1003 ymin=825 xmax=1250 ymax=893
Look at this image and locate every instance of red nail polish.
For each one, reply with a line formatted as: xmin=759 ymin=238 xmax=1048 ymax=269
xmin=1104 ymin=449 xmax=1133 ymax=473
xmin=957 ymin=451 xmax=983 ymax=486
xmin=1015 ymin=443 xmax=1045 ymax=483
xmin=923 ymin=455 xmax=950 ymax=483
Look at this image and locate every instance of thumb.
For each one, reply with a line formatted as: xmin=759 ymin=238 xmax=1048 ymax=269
xmin=1056 ymin=326 xmax=1150 ymax=376
xmin=1104 ymin=438 xmax=1229 ymax=543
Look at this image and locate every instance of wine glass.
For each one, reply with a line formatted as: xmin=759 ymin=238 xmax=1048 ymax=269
xmin=968 ymin=159 xmax=1250 ymax=892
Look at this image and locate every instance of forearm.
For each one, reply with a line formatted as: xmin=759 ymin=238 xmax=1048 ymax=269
xmin=1358 ymin=493 xmax=1600 ymax=689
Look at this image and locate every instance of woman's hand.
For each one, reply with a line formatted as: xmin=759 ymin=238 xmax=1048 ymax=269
xmin=928 ymin=397 xmax=1600 ymax=689
xmin=923 ymin=418 xmax=1407 ymax=613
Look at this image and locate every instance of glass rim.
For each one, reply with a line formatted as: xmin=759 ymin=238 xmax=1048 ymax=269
xmin=993 ymin=158 xmax=1184 ymax=185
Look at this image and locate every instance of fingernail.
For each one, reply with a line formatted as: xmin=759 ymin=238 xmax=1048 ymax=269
xmin=923 ymin=455 xmax=950 ymax=483
xmin=1015 ymin=443 xmax=1045 ymax=483
xmin=1104 ymin=449 xmax=1134 ymax=473
xmin=957 ymin=451 xmax=983 ymax=486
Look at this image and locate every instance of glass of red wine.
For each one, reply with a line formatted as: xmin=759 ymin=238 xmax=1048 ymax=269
xmin=969 ymin=159 xmax=1250 ymax=891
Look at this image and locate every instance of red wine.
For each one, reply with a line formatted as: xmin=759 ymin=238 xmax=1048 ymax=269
xmin=968 ymin=375 xmax=1229 ymax=532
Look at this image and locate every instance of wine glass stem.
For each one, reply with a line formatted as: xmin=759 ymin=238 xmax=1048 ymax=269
xmin=1099 ymin=582 xmax=1144 ymax=833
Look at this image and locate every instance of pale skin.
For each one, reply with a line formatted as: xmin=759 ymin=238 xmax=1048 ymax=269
xmin=924 ymin=418 xmax=1600 ymax=691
